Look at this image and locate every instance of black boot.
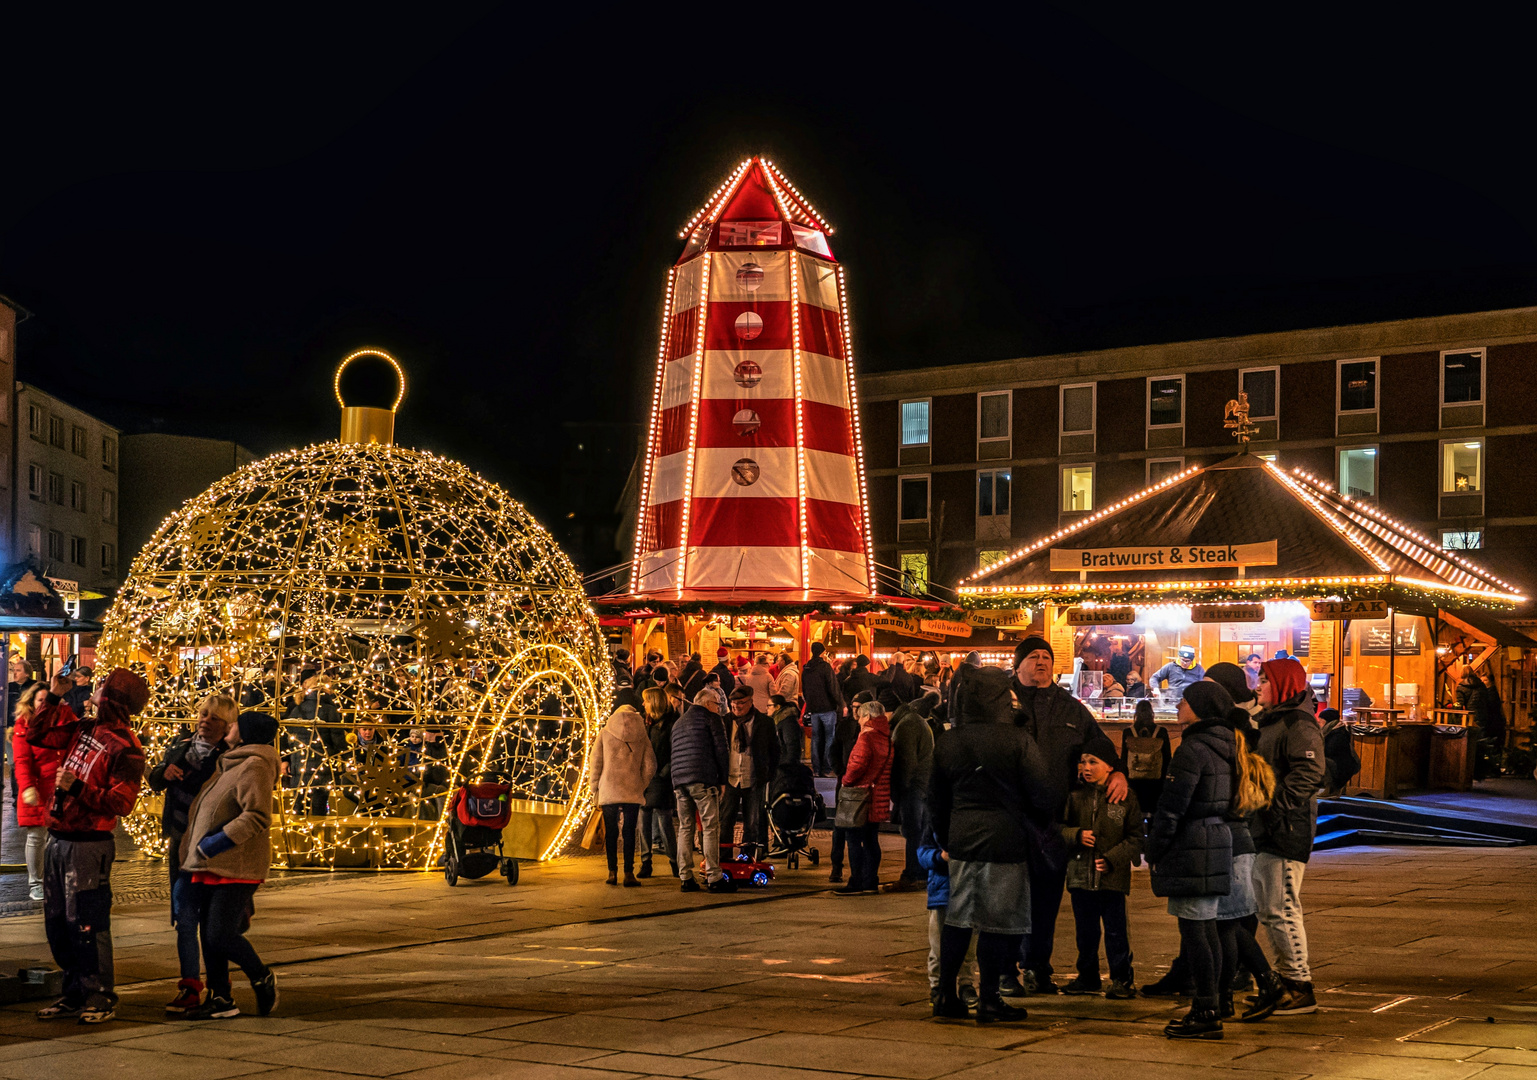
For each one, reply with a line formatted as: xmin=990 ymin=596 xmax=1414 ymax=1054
xmin=1141 ymin=967 xmax=1194 ymax=998
xmin=975 ymin=994 xmax=1028 ymax=1024
xmin=637 ymin=858 xmax=652 ymax=879
xmin=1239 ymin=972 xmax=1286 ymax=1023
xmin=1220 ymin=995 xmax=1234 ymax=1020
xmin=932 ymin=989 xmax=970 ymax=1021
xmin=1164 ymin=1005 xmax=1223 ymax=1040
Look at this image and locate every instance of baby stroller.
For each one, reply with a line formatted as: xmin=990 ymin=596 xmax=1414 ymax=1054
xmin=768 ymin=762 xmax=822 ymax=869
xmin=443 ymin=782 xmax=519 ymax=887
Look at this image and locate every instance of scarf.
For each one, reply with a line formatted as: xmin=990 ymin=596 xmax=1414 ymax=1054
xmin=184 ymin=735 xmax=216 ymax=770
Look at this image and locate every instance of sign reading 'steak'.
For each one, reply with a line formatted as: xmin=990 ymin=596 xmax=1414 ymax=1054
xmin=1049 ymin=541 xmax=1278 ymax=572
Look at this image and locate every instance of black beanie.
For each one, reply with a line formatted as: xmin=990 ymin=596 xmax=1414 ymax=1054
xmin=811 ymin=641 xmax=825 ymax=656
xmin=1013 ymin=635 xmax=1053 ymax=669
xmin=237 ymin=711 xmax=279 ymax=747
xmin=1205 ymin=662 xmax=1255 ymax=704
xmin=1080 ymin=733 xmax=1120 ymax=770
xmin=877 ymin=687 xmax=902 ymax=712
xmin=1182 ymin=680 xmax=1236 ymax=722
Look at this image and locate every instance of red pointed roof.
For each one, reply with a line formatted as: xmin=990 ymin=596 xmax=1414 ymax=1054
xmin=676 ymin=157 xmax=836 ymax=261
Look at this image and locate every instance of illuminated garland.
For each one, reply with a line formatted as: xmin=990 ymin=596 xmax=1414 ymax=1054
xmin=593 ymin=598 xmax=968 ymax=620
xmin=99 ymin=440 xmax=611 ymax=870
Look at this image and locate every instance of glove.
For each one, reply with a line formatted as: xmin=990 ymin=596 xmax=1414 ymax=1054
xmin=197 ymin=831 xmax=236 ymax=858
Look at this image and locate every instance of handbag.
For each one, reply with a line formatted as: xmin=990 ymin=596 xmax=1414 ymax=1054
xmin=833 ymin=740 xmax=891 ymax=829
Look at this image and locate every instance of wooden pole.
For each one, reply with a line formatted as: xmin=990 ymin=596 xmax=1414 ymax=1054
xmin=1388 ymin=608 xmax=1397 ymax=711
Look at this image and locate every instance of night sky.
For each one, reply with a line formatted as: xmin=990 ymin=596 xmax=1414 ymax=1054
xmin=4 ymin=9 xmax=1535 ymax=540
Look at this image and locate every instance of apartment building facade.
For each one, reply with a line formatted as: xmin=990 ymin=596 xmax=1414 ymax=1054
xmin=17 ymin=383 xmax=121 ymax=597
xmin=858 ymin=307 xmax=1537 ymax=600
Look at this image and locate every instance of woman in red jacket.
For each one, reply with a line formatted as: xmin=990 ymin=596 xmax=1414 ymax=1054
xmin=837 ymin=701 xmax=893 ymax=896
xmin=12 ymin=683 xmax=58 ymax=902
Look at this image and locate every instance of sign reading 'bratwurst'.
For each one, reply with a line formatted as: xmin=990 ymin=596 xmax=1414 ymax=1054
xmin=1049 ymin=540 xmax=1278 ymax=572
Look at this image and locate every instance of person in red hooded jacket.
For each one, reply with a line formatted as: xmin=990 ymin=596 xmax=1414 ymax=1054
xmin=28 ymin=667 xmax=148 ymax=1025
xmin=835 ymin=700 xmax=894 ymax=896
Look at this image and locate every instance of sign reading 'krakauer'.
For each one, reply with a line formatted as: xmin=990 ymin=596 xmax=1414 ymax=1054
xmin=1049 ymin=540 xmax=1278 ymax=572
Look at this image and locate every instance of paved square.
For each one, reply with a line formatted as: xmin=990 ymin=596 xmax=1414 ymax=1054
xmin=0 ymin=838 xmax=1533 ymax=1079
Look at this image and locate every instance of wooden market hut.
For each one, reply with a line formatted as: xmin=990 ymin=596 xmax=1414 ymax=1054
xmin=962 ymin=453 xmax=1532 ymax=795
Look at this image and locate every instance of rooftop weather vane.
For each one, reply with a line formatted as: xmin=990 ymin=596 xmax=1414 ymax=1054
xmin=1225 ymin=391 xmax=1259 ymax=449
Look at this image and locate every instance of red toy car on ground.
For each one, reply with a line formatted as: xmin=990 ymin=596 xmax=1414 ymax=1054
xmin=714 ymin=845 xmax=775 ymax=886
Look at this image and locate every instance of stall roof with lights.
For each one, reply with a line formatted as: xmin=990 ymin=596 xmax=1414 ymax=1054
xmin=961 ymin=454 xmax=1524 ymax=612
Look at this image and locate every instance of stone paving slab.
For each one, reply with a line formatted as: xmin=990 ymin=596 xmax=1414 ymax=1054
xmin=0 ymin=839 xmax=1529 ymax=1079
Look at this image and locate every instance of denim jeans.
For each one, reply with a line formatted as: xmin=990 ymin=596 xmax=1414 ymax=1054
xmin=897 ymin=789 xmax=928 ymax=882
xmin=1253 ymin=853 xmax=1310 ymax=981
xmin=601 ymin=803 xmax=640 ymax=874
xmin=808 ymin=712 xmax=837 ymax=774
xmin=674 ymin=784 xmax=723 ymax=884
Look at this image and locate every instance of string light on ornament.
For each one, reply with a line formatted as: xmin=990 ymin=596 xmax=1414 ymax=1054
xmin=102 ymin=351 xmax=610 ymax=870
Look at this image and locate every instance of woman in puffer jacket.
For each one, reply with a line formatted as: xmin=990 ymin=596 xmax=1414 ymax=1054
xmin=589 ymin=705 xmax=657 ymax=887
xmin=1148 ymin=682 xmax=1238 ymax=1041
xmin=12 ymin=684 xmax=57 ymax=901
xmin=179 ymin=711 xmax=281 ymax=1020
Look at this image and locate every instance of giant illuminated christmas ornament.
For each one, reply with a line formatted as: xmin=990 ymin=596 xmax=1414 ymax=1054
xmin=100 ymin=349 xmax=609 ymax=869
xmin=632 ymin=157 xmax=875 ymax=602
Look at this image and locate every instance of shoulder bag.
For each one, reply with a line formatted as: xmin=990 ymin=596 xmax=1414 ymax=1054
xmin=834 ymin=739 xmax=891 ymax=829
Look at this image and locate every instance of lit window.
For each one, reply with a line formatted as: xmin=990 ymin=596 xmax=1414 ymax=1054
xmin=1441 ymin=529 xmax=1483 ymax=550
xmin=900 ymin=400 xmax=930 ymax=446
xmin=1443 ymin=441 xmax=1483 ymax=493
xmin=978 ymin=470 xmax=1011 ymax=517
xmin=1339 ymin=359 xmax=1377 ymax=413
xmin=979 ymin=392 xmax=1010 ymax=441
xmin=1148 ymin=377 xmax=1183 ymax=427
xmin=718 ymin=221 xmax=783 ymax=246
xmin=1442 ymin=350 xmax=1483 ymax=405
xmin=1339 ymin=447 xmax=1378 ymax=498
xmin=978 ymin=549 xmax=1008 ymax=572
xmin=1240 ymin=367 xmax=1278 ymax=419
xmin=899 ymin=476 xmax=930 ymax=522
xmin=1061 ymin=465 xmax=1094 ymax=512
xmin=900 ymin=553 xmax=930 ymax=596
xmin=1061 ymin=384 xmax=1095 ymax=434
xmin=1147 ymin=457 xmax=1184 ymax=485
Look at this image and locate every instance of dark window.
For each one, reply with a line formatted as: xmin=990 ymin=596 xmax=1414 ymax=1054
xmin=1061 ymin=385 xmax=1094 ymax=433
xmin=899 ymin=476 xmax=929 ymax=522
xmin=979 ymin=393 xmax=1010 ymax=440
xmin=1443 ymin=352 xmax=1482 ymax=404
xmin=1149 ymin=378 xmax=1182 ymax=426
xmin=1241 ymin=369 xmax=1277 ymax=419
xmin=978 ymin=470 xmax=1010 ymax=516
xmin=1340 ymin=360 xmax=1377 ymax=412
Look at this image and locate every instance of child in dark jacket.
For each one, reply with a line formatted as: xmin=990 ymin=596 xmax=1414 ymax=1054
xmin=1060 ymin=735 xmax=1142 ymax=998
xmin=917 ymin=830 xmax=977 ymax=1009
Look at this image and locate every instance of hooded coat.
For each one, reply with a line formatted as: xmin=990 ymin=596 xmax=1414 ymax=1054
xmin=180 ymin=741 xmax=279 ymax=881
xmin=1252 ymin=660 xmax=1325 ymax=862
xmin=590 ymin=706 xmax=658 ymax=805
xmin=27 ymin=689 xmax=146 ymax=836
xmin=842 ymin=714 xmax=895 ymax=824
xmin=1146 ymin=718 xmax=1235 ymax=898
xmin=932 ymin=667 xmax=1052 ymax=863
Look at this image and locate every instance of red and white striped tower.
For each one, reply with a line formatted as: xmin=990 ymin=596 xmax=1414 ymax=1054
xmin=631 ymin=157 xmax=874 ymax=601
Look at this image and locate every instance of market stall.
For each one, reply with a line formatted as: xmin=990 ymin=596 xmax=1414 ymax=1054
xmin=962 ymin=451 xmax=1527 ymax=794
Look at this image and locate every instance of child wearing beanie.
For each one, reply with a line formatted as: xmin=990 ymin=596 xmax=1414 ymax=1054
xmin=1059 ymin=733 xmax=1142 ymax=998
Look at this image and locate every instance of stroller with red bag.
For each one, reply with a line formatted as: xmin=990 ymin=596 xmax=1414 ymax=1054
xmin=443 ymin=782 xmax=519 ymax=886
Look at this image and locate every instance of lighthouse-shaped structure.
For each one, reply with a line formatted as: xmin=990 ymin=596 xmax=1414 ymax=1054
xmin=631 ymin=157 xmax=874 ymax=601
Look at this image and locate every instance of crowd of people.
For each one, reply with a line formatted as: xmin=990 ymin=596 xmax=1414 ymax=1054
xmin=606 ymin=635 xmax=1345 ymax=1038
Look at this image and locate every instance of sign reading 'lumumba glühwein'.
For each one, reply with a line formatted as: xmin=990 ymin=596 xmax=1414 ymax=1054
xmin=1049 ymin=540 xmax=1278 ymax=572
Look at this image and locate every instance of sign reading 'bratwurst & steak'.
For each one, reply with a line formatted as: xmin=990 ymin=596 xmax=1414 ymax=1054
xmin=1049 ymin=540 xmax=1278 ymax=572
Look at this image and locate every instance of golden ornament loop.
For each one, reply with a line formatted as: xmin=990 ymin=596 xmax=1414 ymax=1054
xmin=334 ymin=348 xmax=407 ymax=411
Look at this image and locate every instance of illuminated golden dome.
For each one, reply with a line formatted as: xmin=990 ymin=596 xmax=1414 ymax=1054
xmin=100 ymin=350 xmax=609 ymax=868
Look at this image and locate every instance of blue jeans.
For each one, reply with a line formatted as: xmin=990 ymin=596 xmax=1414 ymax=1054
xmin=171 ymin=863 xmax=206 ymax=982
xmin=808 ymin=712 xmax=837 ymax=774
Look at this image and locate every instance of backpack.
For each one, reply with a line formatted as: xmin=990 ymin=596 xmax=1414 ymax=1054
xmin=1123 ymin=735 xmax=1164 ymax=780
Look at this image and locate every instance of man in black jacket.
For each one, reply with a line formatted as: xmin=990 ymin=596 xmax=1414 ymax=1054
xmin=1010 ymin=635 xmax=1127 ymax=996
xmin=842 ymin=654 xmax=879 ymax=703
xmin=931 ymin=665 xmax=1051 ymax=1022
xmin=710 ymin=648 xmax=737 ymax=697
xmin=721 ymin=686 xmax=780 ymax=856
xmin=801 ymin=642 xmax=842 ymax=777
xmin=882 ymin=652 xmax=919 ymax=704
